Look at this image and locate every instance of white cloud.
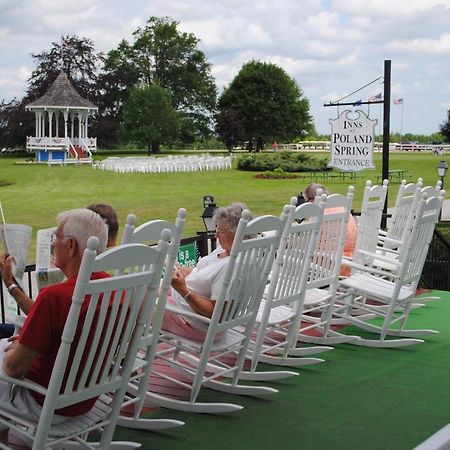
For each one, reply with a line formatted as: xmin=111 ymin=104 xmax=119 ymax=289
xmin=1 ymin=0 xmax=450 ymax=134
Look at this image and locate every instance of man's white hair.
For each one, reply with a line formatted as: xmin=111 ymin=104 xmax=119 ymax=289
xmin=57 ymin=209 xmax=108 ymax=255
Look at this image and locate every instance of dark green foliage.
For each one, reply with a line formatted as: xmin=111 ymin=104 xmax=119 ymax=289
xmin=1 ymin=35 xmax=101 ymax=148
xmin=120 ymin=84 xmax=179 ymax=154
xmin=236 ymin=152 xmax=328 ymax=172
xmin=27 ymin=35 xmax=101 ymax=101
xmin=439 ymin=112 xmax=450 ymax=143
xmin=216 ymin=60 xmax=313 ymax=150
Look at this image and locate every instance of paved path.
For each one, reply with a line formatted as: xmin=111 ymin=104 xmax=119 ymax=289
xmin=441 ymin=199 xmax=450 ymax=221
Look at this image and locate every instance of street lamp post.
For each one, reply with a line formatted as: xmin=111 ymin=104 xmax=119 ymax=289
xmin=197 ymin=196 xmax=217 ymax=257
xmin=201 ymin=195 xmax=217 ymax=233
xmin=436 ymin=160 xmax=448 ymax=222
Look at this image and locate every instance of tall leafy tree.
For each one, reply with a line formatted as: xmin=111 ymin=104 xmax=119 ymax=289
xmin=0 ymin=98 xmax=33 ymax=149
xmin=216 ymin=60 xmax=313 ymax=151
xmin=120 ymin=84 xmax=179 ymax=154
xmin=27 ymin=34 xmax=101 ymax=101
xmin=0 ymin=35 xmax=102 ymax=148
xmin=95 ymin=40 xmax=140 ymax=147
xmin=102 ymin=16 xmax=217 ymax=147
xmin=439 ymin=111 xmax=450 ymax=143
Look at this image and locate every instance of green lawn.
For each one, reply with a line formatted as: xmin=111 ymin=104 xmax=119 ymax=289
xmin=0 ymin=151 xmax=448 ymax=262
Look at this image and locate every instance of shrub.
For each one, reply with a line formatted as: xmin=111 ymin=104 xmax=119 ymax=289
xmin=236 ymin=152 xmax=328 ymax=172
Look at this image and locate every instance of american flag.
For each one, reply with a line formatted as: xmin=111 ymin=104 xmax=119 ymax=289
xmin=368 ymin=93 xmax=382 ymax=102
xmin=393 ymin=98 xmax=403 ymax=105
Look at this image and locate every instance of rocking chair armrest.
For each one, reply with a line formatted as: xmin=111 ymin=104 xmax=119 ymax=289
xmin=358 ymin=249 xmax=402 ymax=266
xmin=378 ymin=236 xmax=403 ymax=246
xmin=165 ymin=303 xmax=212 ymax=324
xmin=0 ymin=369 xmax=48 ymax=396
xmin=7 ymin=313 xmax=26 ymax=331
xmin=374 ymin=246 xmax=400 ymax=256
xmin=340 ymin=256 xmax=400 ymax=278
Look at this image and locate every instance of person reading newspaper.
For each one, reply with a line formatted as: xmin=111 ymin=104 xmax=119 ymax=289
xmin=0 ymin=204 xmax=118 ymax=338
xmin=0 ymin=209 xmax=108 ymax=445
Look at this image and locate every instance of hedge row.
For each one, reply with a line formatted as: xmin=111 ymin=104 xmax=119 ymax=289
xmin=236 ymin=152 xmax=329 ymax=172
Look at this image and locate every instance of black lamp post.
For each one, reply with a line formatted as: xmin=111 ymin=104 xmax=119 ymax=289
xmin=201 ymin=195 xmax=217 ymax=233
xmin=436 ymin=160 xmax=448 ymax=221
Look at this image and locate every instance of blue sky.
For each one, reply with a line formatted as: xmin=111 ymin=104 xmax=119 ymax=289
xmin=1 ymin=0 xmax=450 ymax=136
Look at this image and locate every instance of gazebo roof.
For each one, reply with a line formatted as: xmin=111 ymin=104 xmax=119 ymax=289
xmin=26 ymin=71 xmax=97 ymax=110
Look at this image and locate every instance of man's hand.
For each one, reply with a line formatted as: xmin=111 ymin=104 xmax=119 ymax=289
xmin=0 ymin=253 xmax=15 ymax=287
xmin=3 ymin=337 xmax=37 ymax=378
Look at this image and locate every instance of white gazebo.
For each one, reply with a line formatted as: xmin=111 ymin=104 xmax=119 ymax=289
xmin=25 ymin=71 xmax=98 ymax=163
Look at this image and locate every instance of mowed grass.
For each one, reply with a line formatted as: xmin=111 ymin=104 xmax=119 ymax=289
xmin=0 ymin=151 xmax=448 ymax=262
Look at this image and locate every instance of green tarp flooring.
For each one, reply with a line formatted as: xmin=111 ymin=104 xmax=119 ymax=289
xmin=114 ymin=290 xmax=450 ymax=450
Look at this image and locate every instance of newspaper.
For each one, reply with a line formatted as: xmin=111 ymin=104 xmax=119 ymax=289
xmin=35 ymin=227 xmax=64 ymax=290
xmin=0 ymin=223 xmax=32 ymax=282
xmin=0 ymin=223 xmax=33 ymax=318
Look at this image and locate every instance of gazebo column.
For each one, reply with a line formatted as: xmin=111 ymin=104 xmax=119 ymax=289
xmin=78 ymin=111 xmax=82 ymax=142
xmin=71 ymin=112 xmax=75 ymax=141
xmin=48 ymin=110 xmax=54 ymax=138
xmin=85 ymin=112 xmax=89 ymax=138
xmin=40 ymin=112 xmax=45 ymax=138
xmin=54 ymin=111 xmax=60 ymax=138
xmin=63 ymin=111 xmax=69 ymax=139
xmin=35 ymin=112 xmax=39 ymax=138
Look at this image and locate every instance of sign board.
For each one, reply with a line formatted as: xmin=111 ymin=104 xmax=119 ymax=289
xmin=328 ymin=110 xmax=376 ymax=172
xmin=177 ymin=242 xmax=198 ymax=268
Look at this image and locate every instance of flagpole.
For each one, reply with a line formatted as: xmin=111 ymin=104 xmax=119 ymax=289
xmin=399 ymin=100 xmax=404 ymax=150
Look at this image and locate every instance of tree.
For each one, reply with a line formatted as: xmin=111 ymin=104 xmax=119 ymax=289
xmin=0 ymin=98 xmax=33 ymax=149
xmin=120 ymin=84 xmax=179 ymax=154
xmin=216 ymin=60 xmax=313 ymax=151
xmin=95 ymin=40 xmax=141 ymax=147
xmin=102 ymin=16 xmax=217 ymax=147
xmin=0 ymin=35 xmax=102 ymax=148
xmin=27 ymin=35 xmax=101 ymax=101
xmin=439 ymin=111 xmax=450 ymax=143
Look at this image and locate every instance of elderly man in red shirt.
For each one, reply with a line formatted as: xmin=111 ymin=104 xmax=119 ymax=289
xmin=0 ymin=209 xmax=108 ymax=444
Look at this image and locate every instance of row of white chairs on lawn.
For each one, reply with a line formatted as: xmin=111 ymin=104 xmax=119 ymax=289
xmin=0 ymin=179 xmax=444 ymax=448
xmin=94 ymin=155 xmax=233 ymax=173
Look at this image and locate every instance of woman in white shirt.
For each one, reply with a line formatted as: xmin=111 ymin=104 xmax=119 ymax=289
xmin=161 ymin=203 xmax=251 ymax=340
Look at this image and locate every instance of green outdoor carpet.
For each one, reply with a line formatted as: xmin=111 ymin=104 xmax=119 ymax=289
xmin=114 ymin=290 xmax=450 ymax=450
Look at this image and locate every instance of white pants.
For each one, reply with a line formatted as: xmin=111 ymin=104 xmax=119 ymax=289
xmin=0 ymin=338 xmax=68 ymax=431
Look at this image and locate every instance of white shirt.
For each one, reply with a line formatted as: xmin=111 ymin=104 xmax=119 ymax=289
xmin=172 ymin=246 xmax=229 ymax=331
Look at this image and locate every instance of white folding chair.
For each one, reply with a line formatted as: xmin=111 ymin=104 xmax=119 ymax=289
xmin=0 ymin=232 xmax=171 ymax=449
xmin=117 ymin=209 xmax=187 ymax=431
xmin=147 ymin=207 xmax=289 ymax=413
xmin=337 ymin=192 xmax=445 ymax=347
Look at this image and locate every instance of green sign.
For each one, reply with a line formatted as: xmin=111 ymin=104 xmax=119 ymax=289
xmin=177 ymin=242 xmax=197 ymax=268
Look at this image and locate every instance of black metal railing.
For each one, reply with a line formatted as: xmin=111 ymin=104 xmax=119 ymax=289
xmin=420 ymin=224 xmax=450 ymax=291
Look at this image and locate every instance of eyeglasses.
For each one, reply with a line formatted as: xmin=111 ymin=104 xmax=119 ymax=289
xmin=50 ymin=232 xmax=75 ymax=245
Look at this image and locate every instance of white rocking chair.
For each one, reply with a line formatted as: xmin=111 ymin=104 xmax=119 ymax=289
xmin=147 ymin=207 xmax=289 ymax=413
xmin=297 ymin=186 xmax=361 ymax=346
xmin=0 ymin=231 xmax=171 ymax=449
xmin=117 ymin=209 xmax=187 ymax=431
xmin=241 ymin=197 xmax=333 ymax=381
xmin=337 ymin=192 xmax=444 ymax=348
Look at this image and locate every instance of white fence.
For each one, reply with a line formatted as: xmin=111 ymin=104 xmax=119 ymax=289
xmin=277 ymin=141 xmax=449 ymax=153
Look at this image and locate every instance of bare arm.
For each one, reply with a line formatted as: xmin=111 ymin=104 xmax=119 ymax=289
xmin=0 ymin=253 xmax=34 ymax=315
xmin=171 ymin=270 xmax=215 ymax=318
xmin=3 ymin=336 xmax=37 ymax=378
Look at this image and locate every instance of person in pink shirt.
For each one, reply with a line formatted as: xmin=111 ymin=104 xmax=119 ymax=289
xmin=303 ymin=183 xmax=358 ymax=277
